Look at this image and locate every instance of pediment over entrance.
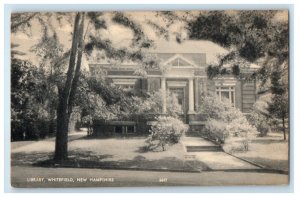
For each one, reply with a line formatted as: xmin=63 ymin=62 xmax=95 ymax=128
xmin=163 ymin=54 xmax=197 ymax=68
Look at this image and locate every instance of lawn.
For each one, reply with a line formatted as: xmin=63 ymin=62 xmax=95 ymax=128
xmin=11 ymin=134 xmax=209 ymax=172
xmin=232 ymin=132 xmax=289 ymax=172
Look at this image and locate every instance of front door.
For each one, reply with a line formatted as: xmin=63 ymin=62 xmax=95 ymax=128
xmin=168 ymin=87 xmax=187 ymax=122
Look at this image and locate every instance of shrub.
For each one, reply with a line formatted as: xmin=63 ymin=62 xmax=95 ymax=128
xmin=200 ymin=95 xmax=258 ymax=153
xmin=146 ymin=116 xmax=188 ymax=151
xmin=126 ymin=90 xmax=182 ymax=120
xmin=11 ymin=119 xmax=55 ymax=141
xmin=247 ymin=110 xmax=269 ymax=136
xmin=247 ymin=95 xmax=271 ymax=136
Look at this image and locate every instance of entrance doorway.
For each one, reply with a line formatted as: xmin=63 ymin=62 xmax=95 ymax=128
xmin=168 ymin=87 xmax=187 ymax=122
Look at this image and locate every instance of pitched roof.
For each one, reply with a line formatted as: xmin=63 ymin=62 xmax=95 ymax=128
xmin=88 ymin=39 xmax=229 ymax=67
xmin=149 ymin=39 xmax=228 ymax=64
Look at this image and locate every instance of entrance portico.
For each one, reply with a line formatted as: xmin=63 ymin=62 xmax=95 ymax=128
xmin=160 ymin=76 xmax=196 ymax=122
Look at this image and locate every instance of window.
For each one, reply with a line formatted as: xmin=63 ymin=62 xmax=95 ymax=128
xmin=112 ymin=79 xmax=136 ymax=92
xmin=126 ymin=126 xmax=135 ymax=134
xmin=216 ymin=86 xmax=235 ymax=107
xmin=116 ymin=84 xmax=134 ymax=91
xmin=115 ymin=126 xmax=123 ymax=134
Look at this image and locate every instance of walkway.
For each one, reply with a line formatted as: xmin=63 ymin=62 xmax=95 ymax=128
xmin=181 ymin=136 xmax=260 ymax=170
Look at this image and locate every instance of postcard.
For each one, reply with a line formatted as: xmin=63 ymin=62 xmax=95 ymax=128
xmin=10 ymin=10 xmax=289 ymax=187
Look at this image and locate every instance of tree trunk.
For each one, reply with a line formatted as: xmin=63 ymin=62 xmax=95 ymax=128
xmin=68 ymin=14 xmax=85 ymax=115
xmin=282 ymin=116 xmax=286 ymax=141
xmin=54 ymin=12 xmax=85 ymax=161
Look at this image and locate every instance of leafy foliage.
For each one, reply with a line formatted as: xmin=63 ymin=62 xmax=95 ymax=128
xmin=188 ymin=11 xmax=241 ymax=48
xmin=248 ymin=107 xmax=270 ymax=137
xmin=75 ymin=73 xmax=129 ymax=122
xmin=188 ymin=11 xmax=289 ymax=139
xmin=146 ymin=116 xmax=188 ymax=151
xmin=188 ymin=11 xmax=287 ymax=62
xmin=112 ymin=12 xmax=153 ymax=48
xmin=199 ymin=95 xmax=257 ymax=153
xmin=11 ymin=58 xmax=57 ymax=140
xmin=11 ymin=11 xmax=190 ymax=160
xmin=123 ymin=89 xmax=183 ymax=121
xmin=268 ymin=62 xmax=288 ymax=140
xmin=188 ymin=11 xmax=288 ymax=81
xmin=87 ymin=12 xmax=107 ymax=29
xmin=11 ymin=13 xmax=38 ymax=33
xmin=30 ymin=28 xmax=65 ymax=73
xmin=253 ymin=60 xmax=288 ymax=140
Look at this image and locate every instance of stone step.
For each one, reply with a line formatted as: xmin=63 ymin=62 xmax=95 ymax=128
xmin=186 ymin=145 xmax=223 ymax=152
xmin=185 ymin=132 xmax=202 ymax=137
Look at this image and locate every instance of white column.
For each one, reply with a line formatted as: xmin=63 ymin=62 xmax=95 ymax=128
xmin=203 ymin=80 xmax=207 ymax=95
xmin=161 ymin=77 xmax=167 ymax=114
xmin=188 ymin=78 xmax=195 ymax=114
xmin=195 ymin=78 xmax=199 ymax=111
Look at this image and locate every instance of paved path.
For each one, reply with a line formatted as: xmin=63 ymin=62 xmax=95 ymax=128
xmin=181 ymin=136 xmax=260 ymax=170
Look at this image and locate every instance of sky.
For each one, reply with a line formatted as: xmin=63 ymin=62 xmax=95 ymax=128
xmin=11 ymin=11 xmax=192 ymax=69
xmin=10 ymin=10 xmax=288 ymax=69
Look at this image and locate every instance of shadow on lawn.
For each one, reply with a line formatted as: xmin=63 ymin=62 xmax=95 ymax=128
xmin=240 ymin=156 xmax=289 ymax=172
xmin=11 ymin=152 xmax=53 ymax=166
xmin=12 ymin=149 xmax=210 ymax=172
xmin=80 ymin=135 xmax=149 ymax=140
xmin=250 ymin=138 xmax=288 ymax=144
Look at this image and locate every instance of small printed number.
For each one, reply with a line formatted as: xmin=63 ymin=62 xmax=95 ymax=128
xmin=159 ymin=178 xmax=167 ymax=182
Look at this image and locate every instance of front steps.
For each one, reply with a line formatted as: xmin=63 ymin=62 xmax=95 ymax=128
xmin=183 ymin=133 xmax=223 ymax=152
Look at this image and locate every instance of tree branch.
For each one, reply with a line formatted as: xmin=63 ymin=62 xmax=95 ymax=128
xmin=11 ymin=13 xmax=37 ymax=33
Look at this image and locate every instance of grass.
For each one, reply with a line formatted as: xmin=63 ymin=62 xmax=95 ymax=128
xmin=232 ymin=132 xmax=289 ymax=172
xmin=11 ymin=135 xmax=210 ymax=172
xmin=11 ymin=131 xmax=289 ymax=172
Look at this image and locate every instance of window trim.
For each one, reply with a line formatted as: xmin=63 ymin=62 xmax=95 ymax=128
xmin=215 ymin=82 xmax=236 ymax=107
xmin=112 ymin=78 xmax=136 ymax=91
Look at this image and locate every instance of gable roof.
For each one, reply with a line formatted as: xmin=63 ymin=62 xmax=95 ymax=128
xmin=153 ymin=53 xmax=206 ymax=67
xmin=88 ymin=39 xmax=229 ymax=68
xmin=148 ymin=39 xmax=228 ymax=64
xmin=162 ymin=54 xmax=198 ymax=67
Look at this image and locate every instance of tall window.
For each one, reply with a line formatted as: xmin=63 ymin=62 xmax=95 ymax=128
xmin=216 ymin=86 xmax=235 ymax=107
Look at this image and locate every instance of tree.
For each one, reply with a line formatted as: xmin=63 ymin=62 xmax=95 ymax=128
xmin=187 ymin=11 xmax=288 ymax=64
xmin=248 ymin=94 xmax=272 ymax=137
xmin=187 ymin=11 xmax=289 ymax=137
xmin=187 ymin=11 xmax=288 ymax=82
xmin=54 ymin=12 xmax=86 ymax=161
xmin=268 ymin=61 xmax=288 ymax=140
xmin=11 ymin=11 xmax=187 ymax=161
xmin=11 ymin=58 xmax=54 ymax=140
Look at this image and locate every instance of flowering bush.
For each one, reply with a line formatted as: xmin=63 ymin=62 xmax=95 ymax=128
xmin=130 ymin=90 xmax=182 ymax=117
xmin=247 ymin=110 xmax=269 ymax=136
xmin=120 ymin=90 xmax=183 ymax=122
xmin=146 ymin=116 xmax=188 ymax=151
xmin=247 ymin=95 xmax=271 ymax=136
xmin=200 ymin=95 xmax=258 ymax=153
